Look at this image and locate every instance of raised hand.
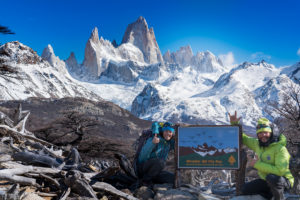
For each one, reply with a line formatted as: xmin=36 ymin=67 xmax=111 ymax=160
xmin=152 ymin=134 xmax=160 ymax=144
xmin=228 ymin=111 xmax=241 ymax=124
xmin=249 ymin=154 xmax=258 ymax=167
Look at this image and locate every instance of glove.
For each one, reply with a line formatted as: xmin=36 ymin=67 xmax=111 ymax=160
xmin=151 ymin=122 xmax=160 ymax=134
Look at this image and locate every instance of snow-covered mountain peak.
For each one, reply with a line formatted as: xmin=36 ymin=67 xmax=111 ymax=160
xmin=179 ymin=45 xmax=193 ymax=55
xmin=78 ymin=18 xmax=166 ymax=80
xmin=127 ymin=16 xmax=149 ymax=34
xmin=0 ymin=41 xmax=41 ymax=65
xmin=211 ymin=61 xmax=279 ymax=94
xmin=90 ymin=27 xmax=100 ymax=44
xmin=130 ymin=57 xmax=290 ymax=132
xmin=163 ymin=50 xmax=172 ymax=63
xmin=254 ymin=74 xmax=294 ymax=107
xmin=192 ymin=50 xmax=224 ymax=73
xmin=41 ymin=44 xmax=66 ymax=73
xmin=41 ymin=44 xmax=54 ymax=57
xmin=165 ymin=45 xmax=193 ymax=66
xmin=72 ymin=17 xmax=226 ymax=83
xmin=0 ymin=41 xmax=103 ymax=100
xmin=121 ymin=16 xmax=164 ymax=64
xmin=197 ymin=50 xmax=222 ymax=65
xmin=163 ymin=46 xmax=225 ymax=73
xmin=136 ymin=16 xmax=148 ymax=27
xmin=258 ymin=60 xmax=275 ymax=69
xmin=237 ymin=60 xmax=275 ymax=71
xmin=202 ymin=50 xmax=216 ymax=58
xmin=131 ymin=83 xmax=168 ymax=117
xmin=81 ymin=27 xmax=147 ymax=78
xmin=82 ymin=28 xmax=107 ymax=77
xmin=175 ymin=45 xmax=194 ymax=66
xmin=41 ymin=44 xmax=56 ymax=64
xmin=280 ymin=61 xmax=300 ymax=83
xmin=65 ymin=52 xmax=78 ymax=68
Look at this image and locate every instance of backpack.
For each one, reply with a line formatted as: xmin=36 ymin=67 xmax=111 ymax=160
xmin=132 ymin=129 xmax=154 ymax=174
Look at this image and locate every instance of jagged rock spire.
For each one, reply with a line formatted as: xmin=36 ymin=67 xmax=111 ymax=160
xmin=66 ymin=52 xmax=78 ymax=68
xmin=41 ymin=44 xmax=58 ymax=66
xmin=41 ymin=44 xmax=54 ymax=59
xmin=121 ymin=16 xmax=164 ymax=64
xmin=90 ymin=27 xmax=100 ymax=43
xmin=82 ymin=27 xmax=103 ymax=76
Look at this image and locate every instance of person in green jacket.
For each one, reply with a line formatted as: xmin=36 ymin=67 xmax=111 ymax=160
xmin=229 ymin=111 xmax=294 ymax=200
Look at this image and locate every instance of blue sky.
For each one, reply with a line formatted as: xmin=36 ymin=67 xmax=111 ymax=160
xmin=1 ymin=0 xmax=299 ymax=67
xmin=178 ymin=127 xmax=239 ymax=149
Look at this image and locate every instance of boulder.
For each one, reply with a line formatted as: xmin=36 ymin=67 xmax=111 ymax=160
xmin=154 ymin=189 xmax=198 ymax=200
xmin=134 ymin=186 xmax=154 ymax=200
xmin=230 ymin=195 xmax=267 ymax=200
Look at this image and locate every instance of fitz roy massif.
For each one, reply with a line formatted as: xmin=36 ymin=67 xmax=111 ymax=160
xmin=1 ymin=16 xmax=300 ymax=132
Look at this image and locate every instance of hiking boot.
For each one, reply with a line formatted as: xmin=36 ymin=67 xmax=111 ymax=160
xmin=142 ymin=180 xmax=154 ymax=189
xmin=129 ymin=180 xmax=142 ymax=191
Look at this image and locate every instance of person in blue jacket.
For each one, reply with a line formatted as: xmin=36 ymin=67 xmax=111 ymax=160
xmin=137 ymin=122 xmax=175 ymax=186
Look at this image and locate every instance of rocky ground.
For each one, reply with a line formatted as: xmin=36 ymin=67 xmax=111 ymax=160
xmin=0 ymin=100 xmax=299 ymax=200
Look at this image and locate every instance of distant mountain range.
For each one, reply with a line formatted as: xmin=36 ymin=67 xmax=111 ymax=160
xmin=1 ymin=16 xmax=300 ymax=132
xmin=180 ymin=143 xmax=237 ymax=157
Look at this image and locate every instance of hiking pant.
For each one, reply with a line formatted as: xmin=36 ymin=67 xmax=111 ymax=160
xmin=242 ymin=174 xmax=291 ymax=200
xmin=137 ymin=158 xmax=174 ymax=184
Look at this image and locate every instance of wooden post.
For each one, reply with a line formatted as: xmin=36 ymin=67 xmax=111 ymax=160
xmin=174 ymin=125 xmax=180 ymax=188
xmin=235 ymin=149 xmax=247 ymax=195
xmin=235 ymin=125 xmax=247 ymax=195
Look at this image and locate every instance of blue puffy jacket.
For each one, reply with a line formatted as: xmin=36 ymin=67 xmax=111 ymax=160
xmin=137 ymin=122 xmax=175 ymax=164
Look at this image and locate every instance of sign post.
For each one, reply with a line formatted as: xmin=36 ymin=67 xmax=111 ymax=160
xmin=174 ymin=125 xmax=242 ymax=192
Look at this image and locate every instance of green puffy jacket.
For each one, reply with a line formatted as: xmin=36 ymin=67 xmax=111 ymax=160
xmin=243 ymin=133 xmax=294 ymax=187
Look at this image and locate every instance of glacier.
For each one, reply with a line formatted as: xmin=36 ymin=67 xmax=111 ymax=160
xmin=1 ymin=16 xmax=300 ymax=134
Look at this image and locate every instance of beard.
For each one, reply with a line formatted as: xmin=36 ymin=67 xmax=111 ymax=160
xmin=259 ymin=138 xmax=273 ymax=147
xmin=258 ymin=132 xmax=279 ymax=147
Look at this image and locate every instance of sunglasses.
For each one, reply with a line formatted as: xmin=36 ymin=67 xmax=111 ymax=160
xmin=256 ymin=124 xmax=271 ymax=130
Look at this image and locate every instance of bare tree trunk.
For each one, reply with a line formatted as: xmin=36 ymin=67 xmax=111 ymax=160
xmin=12 ymin=151 xmax=63 ymax=168
xmin=0 ymin=168 xmax=37 ymax=186
xmin=58 ymin=187 xmax=71 ymax=200
xmin=92 ymin=182 xmax=139 ymax=200
xmin=0 ymin=161 xmax=61 ymax=174
xmin=64 ymin=170 xmax=98 ymax=199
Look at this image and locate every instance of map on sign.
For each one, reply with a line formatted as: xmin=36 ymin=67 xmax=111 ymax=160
xmin=177 ymin=126 xmax=240 ymax=169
